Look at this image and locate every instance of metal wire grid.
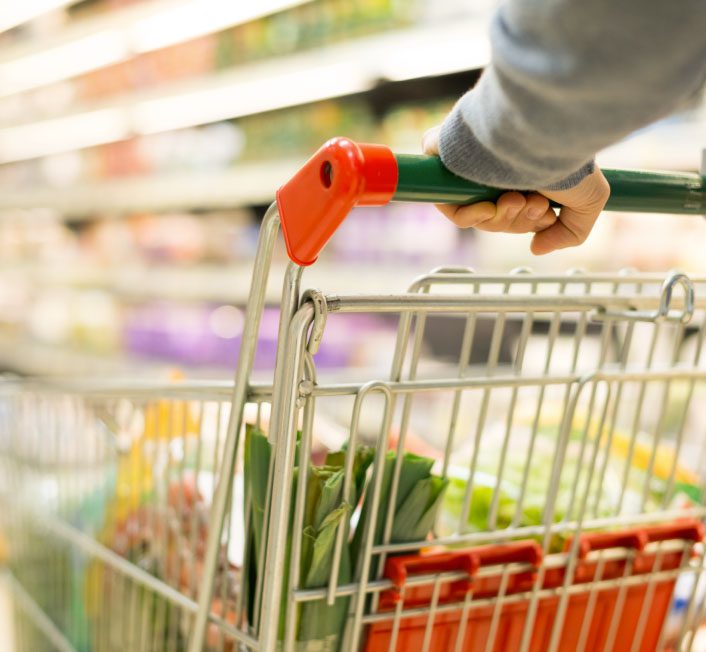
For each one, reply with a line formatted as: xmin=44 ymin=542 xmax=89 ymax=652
xmin=0 ymin=382 xmax=259 ymax=652
xmin=252 ymin=266 xmax=706 ymax=652
xmin=2 ymin=264 xmax=706 ymax=651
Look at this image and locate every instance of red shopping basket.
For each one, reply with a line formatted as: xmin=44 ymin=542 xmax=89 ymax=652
xmin=365 ymin=520 xmax=704 ymax=652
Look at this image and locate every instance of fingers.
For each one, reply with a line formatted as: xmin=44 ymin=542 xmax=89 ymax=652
xmin=435 ymin=201 xmax=496 ymax=228
xmin=523 ymin=193 xmax=551 ymax=222
xmin=517 ymin=206 xmax=558 ymax=233
xmin=436 ymin=191 xmax=555 ymax=234
xmin=423 ymin=128 xmax=608 ymax=254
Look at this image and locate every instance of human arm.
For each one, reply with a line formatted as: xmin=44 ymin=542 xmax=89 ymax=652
xmin=429 ymin=0 xmax=706 ymax=252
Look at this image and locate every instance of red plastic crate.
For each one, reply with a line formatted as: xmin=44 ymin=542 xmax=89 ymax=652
xmin=365 ymin=520 xmax=704 ymax=652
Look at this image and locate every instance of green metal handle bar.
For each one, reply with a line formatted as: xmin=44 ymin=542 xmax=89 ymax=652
xmin=394 ymin=153 xmax=706 ymax=214
xmin=277 ymin=139 xmax=706 ymax=265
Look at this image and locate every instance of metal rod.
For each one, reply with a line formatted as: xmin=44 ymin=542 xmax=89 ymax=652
xmin=253 ymin=261 xmax=304 ymax=635
xmin=258 ymin=304 xmax=314 ymax=652
xmin=188 ymin=202 xmax=281 ymax=652
xmin=6 ymin=571 xmax=78 ymax=652
xmin=328 ymin=292 xmax=702 ymax=313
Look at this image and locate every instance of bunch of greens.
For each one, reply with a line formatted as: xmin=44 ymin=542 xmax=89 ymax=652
xmin=243 ymin=425 xmax=448 ymax=650
xmin=351 ymin=451 xmax=449 ymax=568
xmin=439 ymin=420 xmax=703 ymax=553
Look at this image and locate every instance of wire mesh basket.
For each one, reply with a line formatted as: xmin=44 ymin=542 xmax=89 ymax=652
xmin=2 ymin=139 xmax=706 ymax=652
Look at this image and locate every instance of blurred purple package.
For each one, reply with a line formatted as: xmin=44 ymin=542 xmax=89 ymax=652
xmin=123 ymin=302 xmax=391 ymax=370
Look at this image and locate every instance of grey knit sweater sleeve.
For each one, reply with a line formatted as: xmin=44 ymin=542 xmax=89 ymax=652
xmin=439 ymin=0 xmax=706 ymax=190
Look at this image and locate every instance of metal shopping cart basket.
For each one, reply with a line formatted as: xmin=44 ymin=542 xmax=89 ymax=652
xmin=2 ymin=138 xmax=706 ymax=652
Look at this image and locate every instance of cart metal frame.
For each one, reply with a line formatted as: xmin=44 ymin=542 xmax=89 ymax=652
xmin=2 ymin=139 xmax=706 ymax=652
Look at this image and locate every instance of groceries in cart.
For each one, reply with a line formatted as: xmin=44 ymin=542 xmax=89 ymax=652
xmin=440 ymin=408 xmax=703 ymax=548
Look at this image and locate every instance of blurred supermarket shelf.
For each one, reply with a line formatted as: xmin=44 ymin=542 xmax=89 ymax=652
xmin=0 ymin=19 xmax=490 ymax=163
xmin=0 ymin=260 xmax=416 ymax=303
xmin=0 ymin=160 xmax=301 ymax=214
xmin=0 ymin=0 xmax=310 ymax=96
xmin=1 ymin=102 xmax=703 ymax=213
xmin=0 ymin=331 xmax=174 ymax=377
xmin=0 ymin=324 xmax=401 ymax=381
xmin=0 ymin=329 xmax=277 ymax=379
xmin=596 ymin=100 xmax=706 ymax=172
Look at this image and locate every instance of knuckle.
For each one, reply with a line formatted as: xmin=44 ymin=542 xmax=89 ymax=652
xmin=573 ymin=229 xmax=589 ymax=245
xmin=490 ymin=210 xmax=511 ymax=227
xmin=499 ymin=191 xmax=526 ymax=208
xmin=592 ymin=176 xmax=611 ymax=205
xmin=532 ymin=193 xmax=550 ymax=208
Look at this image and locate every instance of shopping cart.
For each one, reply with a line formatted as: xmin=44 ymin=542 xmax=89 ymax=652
xmin=2 ymin=137 xmax=706 ymax=652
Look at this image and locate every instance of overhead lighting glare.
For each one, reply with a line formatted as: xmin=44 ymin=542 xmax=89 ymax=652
xmin=131 ymin=0 xmax=308 ymax=53
xmin=380 ymin=40 xmax=490 ymax=82
xmin=0 ymin=109 xmax=130 ymax=163
xmin=0 ymin=0 xmax=79 ymax=34
xmin=0 ymin=29 xmax=128 ymax=96
xmin=131 ymin=62 xmax=372 ymax=134
xmin=0 ymin=21 xmax=489 ymax=162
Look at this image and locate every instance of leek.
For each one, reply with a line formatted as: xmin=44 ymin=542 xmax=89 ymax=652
xmin=297 ymin=447 xmax=374 ymax=648
xmin=352 ymin=451 xmax=449 ymax=565
xmin=243 ymin=426 xmax=447 ymax=650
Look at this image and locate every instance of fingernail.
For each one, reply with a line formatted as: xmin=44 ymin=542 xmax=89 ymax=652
xmin=528 ymin=207 xmax=544 ymax=220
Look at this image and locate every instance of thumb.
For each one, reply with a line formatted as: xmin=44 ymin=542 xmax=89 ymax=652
xmin=531 ymin=168 xmax=610 ymax=255
xmin=530 ymin=205 xmax=599 ymax=255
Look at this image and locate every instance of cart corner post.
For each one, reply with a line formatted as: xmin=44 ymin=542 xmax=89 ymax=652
xmin=189 ymin=203 xmax=282 ymax=652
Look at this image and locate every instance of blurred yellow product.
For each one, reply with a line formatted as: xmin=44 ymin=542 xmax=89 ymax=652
xmin=0 ymin=531 xmax=7 ymax=564
xmin=142 ymin=399 xmax=200 ymax=440
xmin=112 ymin=371 xmax=201 ymax=524
xmin=143 ymin=369 xmax=200 ymax=440
xmin=608 ymin=431 xmax=698 ymax=485
xmin=113 ymin=402 xmax=199 ymax=514
xmin=518 ymin=401 xmax=698 ymax=487
xmin=575 ymin=408 xmax=698 ymax=486
xmin=113 ymin=439 xmax=150 ymax=524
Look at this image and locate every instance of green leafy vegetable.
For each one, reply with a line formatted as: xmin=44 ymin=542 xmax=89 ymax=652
xmin=352 ymin=450 xmax=448 ymax=574
xmin=243 ymin=426 xmax=447 ymax=650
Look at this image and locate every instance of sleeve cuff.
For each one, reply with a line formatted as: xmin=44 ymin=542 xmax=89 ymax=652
xmin=544 ymin=161 xmax=595 ymax=190
xmin=438 ymin=104 xmax=594 ymax=190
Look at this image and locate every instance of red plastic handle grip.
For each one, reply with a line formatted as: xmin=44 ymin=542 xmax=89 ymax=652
xmin=383 ymin=541 xmax=543 ymax=604
xmin=570 ymin=531 xmax=648 ymax=559
xmin=472 ymin=541 xmax=543 ymax=568
xmin=644 ymin=520 xmax=705 ymax=544
xmin=568 ymin=520 xmax=704 ymax=559
xmin=276 ymin=137 xmax=398 ymax=266
xmin=386 ymin=551 xmax=479 ymax=589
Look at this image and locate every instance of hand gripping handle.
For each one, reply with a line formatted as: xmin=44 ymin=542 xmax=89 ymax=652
xmin=277 ymin=138 xmax=706 ymax=265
